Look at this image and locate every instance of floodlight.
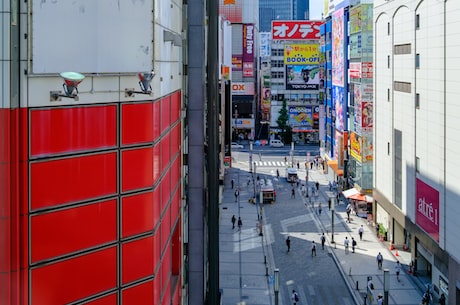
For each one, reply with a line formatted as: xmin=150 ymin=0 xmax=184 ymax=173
xmin=125 ymin=71 xmax=155 ymax=97
xmin=50 ymin=72 xmax=85 ymax=101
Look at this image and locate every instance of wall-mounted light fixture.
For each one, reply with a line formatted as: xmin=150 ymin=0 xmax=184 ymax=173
xmin=125 ymin=71 xmax=155 ymax=97
xmin=50 ymin=72 xmax=85 ymax=101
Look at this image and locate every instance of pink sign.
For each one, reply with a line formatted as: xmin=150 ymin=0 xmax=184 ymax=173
xmin=416 ymin=178 xmax=439 ymax=242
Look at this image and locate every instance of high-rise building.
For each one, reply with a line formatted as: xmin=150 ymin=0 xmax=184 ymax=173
xmin=259 ymin=0 xmax=310 ymax=32
xmin=374 ymin=0 xmax=460 ymax=303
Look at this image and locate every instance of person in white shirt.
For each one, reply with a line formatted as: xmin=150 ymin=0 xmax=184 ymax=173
xmin=395 ymin=261 xmax=402 ymax=282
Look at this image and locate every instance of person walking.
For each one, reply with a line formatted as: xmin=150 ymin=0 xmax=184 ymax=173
xmin=231 ymin=215 xmax=236 ymax=229
xmin=346 ymin=203 xmax=352 ymax=223
xmin=358 ymin=225 xmax=364 ymax=241
xmin=234 ymin=188 xmax=240 ymax=202
xmin=286 ymin=236 xmax=291 ymax=253
xmin=311 ymin=241 xmax=317 ymax=257
xmin=231 ymin=179 xmax=234 ymax=189
xmin=377 ymin=294 xmax=383 ymax=305
xmin=421 ymin=290 xmax=432 ymax=305
xmin=395 ymin=260 xmax=402 ymax=282
xmin=328 ymin=198 xmax=331 ymax=211
xmin=237 ymin=217 xmax=242 ymax=230
xmin=318 ymin=203 xmax=322 ymax=216
xmin=351 ymin=237 xmax=357 ymax=253
xmin=344 ymin=237 xmax=350 ymax=254
xmin=439 ymin=293 xmax=446 ymax=305
xmin=377 ymin=252 xmax=383 ymax=269
xmin=320 ymin=233 xmax=326 ymax=250
xmin=291 ymin=290 xmax=299 ymax=305
xmin=291 ymin=188 xmax=295 ymax=199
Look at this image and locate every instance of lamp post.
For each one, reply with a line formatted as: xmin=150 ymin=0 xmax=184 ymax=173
xmin=331 ymin=197 xmax=335 ymax=244
xmin=383 ymin=269 xmax=390 ymax=305
xmin=290 ymin=142 xmax=295 ymax=167
xmin=249 ymin=141 xmax=253 ymax=173
xmin=274 ymin=268 xmax=280 ymax=305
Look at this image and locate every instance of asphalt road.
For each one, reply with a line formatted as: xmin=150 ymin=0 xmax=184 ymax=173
xmin=233 ymin=150 xmax=356 ymax=305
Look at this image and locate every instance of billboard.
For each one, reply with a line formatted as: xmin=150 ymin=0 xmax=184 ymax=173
xmin=259 ymin=32 xmax=272 ymax=58
xmin=243 ymin=24 xmax=255 ymax=77
xmin=284 ymin=44 xmax=320 ymax=65
xmin=231 ymin=82 xmax=255 ymax=95
xmin=416 ymin=179 xmax=440 ymax=242
xmin=288 ymin=106 xmax=314 ymax=129
xmin=219 ymin=0 xmax=242 ymax=23
xmin=261 ymin=87 xmax=271 ymax=122
xmin=272 ymin=21 xmax=322 ymax=40
xmin=333 ymin=86 xmax=345 ymax=132
xmin=285 ymin=65 xmax=320 ymax=90
xmin=353 ymin=83 xmax=373 ymax=134
xmin=232 ymin=55 xmax=243 ymax=71
xmin=332 ymin=8 xmax=345 ymax=87
xmin=350 ymin=132 xmax=373 ymax=163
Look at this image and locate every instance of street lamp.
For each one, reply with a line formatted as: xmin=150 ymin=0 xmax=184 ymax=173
xmin=383 ymin=269 xmax=390 ymax=305
xmin=331 ymin=197 xmax=335 ymax=244
xmin=249 ymin=141 xmax=253 ymax=173
xmin=274 ymin=268 xmax=280 ymax=305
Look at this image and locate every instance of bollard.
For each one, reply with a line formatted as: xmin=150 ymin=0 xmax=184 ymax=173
xmin=356 ymin=281 xmax=359 ymax=290
xmin=264 ymin=256 xmax=267 ymax=264
xmin=265 ymin=267 xmax=268 ymax=276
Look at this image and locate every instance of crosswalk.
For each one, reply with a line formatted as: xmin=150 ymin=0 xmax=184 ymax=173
xmin=251 ymin=161 xmax=289 ymax=167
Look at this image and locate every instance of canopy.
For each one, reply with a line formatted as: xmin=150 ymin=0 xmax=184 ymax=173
xmin=343 ymin=188 xmax=373 ymax=203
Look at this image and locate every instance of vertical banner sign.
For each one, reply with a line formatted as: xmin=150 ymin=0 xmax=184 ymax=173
xmin=416 ymin=179 xmax=440 ymax=242
xmin=243 ymin=24 xmax=254 ymax=77
xmin=332 ymin=8 xmax=345 ymax=87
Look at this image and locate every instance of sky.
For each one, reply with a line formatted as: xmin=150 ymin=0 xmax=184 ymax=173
xmin=309 ymin=0 xmax=324 ymax=20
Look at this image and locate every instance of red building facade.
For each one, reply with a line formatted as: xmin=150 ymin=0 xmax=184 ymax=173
xmin=1 ymin=92 xmax=183 ymax=304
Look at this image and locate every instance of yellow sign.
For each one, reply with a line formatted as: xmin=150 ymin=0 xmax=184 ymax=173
xmin=284 ymin=44 xmax=320 ymax=65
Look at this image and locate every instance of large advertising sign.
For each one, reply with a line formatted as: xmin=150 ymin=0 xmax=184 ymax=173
xmin=261 ymin=87 xmax=271 ymax=122
xmin=416 ymin=179 xmax=440 ymax=242
xmin=353 ymin=83 xmax=373 ymax=133
xmin=350 ymin=132 xmax=373 ymax=163
xmin=272 ymin=21 xmax=322 ymax=40
xmin=243 ymin=24 xmax=254 ymax=77
xmin=332 ymin=8 xmax=345 ymax=87
xmin=259 ymin=32 xmax=272 ymax=58
xmin=284 ymin=44 xmax=320 ymax=65
xmin=219 ymin=0 xmax=242 ymax=23
xmin=232 ymin=55 xmax=242 ymax=71
xmin=288 ymin=106 xmax=314 ymax=129
xmin=333 ymin=86 xmax=345 ymax=132
xmin=285 ymin=65 xmax=320 ymax=90
xmin=231 ymin=82 xmax=255 ymax=95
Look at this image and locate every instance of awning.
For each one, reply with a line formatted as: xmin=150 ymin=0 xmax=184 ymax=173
xmin=327 ymin=160 xmax=343 ymax=176
xmin=343 ymin=188 xmax=373 ymax=203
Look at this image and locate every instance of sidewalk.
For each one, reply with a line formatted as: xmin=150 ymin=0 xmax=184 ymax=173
xmin=219 ymin=165 xmax=427 ymax=305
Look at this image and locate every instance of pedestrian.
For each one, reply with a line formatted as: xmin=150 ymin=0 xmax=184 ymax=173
xmin=328 ymin=198 xmax=331 ymax=211
xmin=237 ymin=217 xmax=242 ymax=230
xmin=247 ymin=177 xmax=251 ymax=187
xmin=395 ymin=261 xmax=401 ymax=282
xmin=344 ymin=237 xmax=350 ymax=254
xmin=259 ymin=151 xmax=262 ymax=161
xmin=291 ymin=188 xmax=295 ymax=199
xmin=377 ymin=252 xmax=383 ymax=269
xmin=320 ymin=233 xmax=326 ymax=250
xmin=421 ymin=290 xmax=432 ymax=305
xmin=376 ymin=223 xmax=380 ymax=236
xmin=276 ymin=169 xmax=280 ymax=178
xmin=315 ymin=181 xmax=319 ymax=191
xmin=311 ymin=240 xmax=317 ymax=257
xmin=318 ymin=203 xmax=322 ymax=215
xmin=296 ymin=161 xmax=300 ymax=169
xmin=284 ymin=156 xmax=287 ymax=163
xmin=377 ymin=294 xmax=383 ymax=305
xmin=439 ymin=293 xmax=446 ymax=305
xmin=231 ymin=215 xmax=236 ymax=229
xmin=234 ymin=189 xmax=239 ymax=202
xmin=291 ymin=290 xmax=299 ymax=305
xmin=286 ymin=236 xmax=291 ymax=252
xmin=351 ymin=237 xmax=357 ymax=253
xmin=358 ymin=225 xmax=364 ymax=241
xmin=346 ymin=203 xmax=352 ymax=223
xmin=328 ymin=181 xmax=332 ymax=191
xmin=231 ymin=179 xmax=234 ymax=189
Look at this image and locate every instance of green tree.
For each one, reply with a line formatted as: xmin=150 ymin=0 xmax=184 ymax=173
xmin=276 ymin=100 xmax=292 ymax=143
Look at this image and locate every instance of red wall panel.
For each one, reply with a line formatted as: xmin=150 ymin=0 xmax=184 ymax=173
xmin=153 ymin=144 xmax=160 ymax=185
xmin=31 ymin=247 xmax=117 ymax=305
xmin=121 ymin=148 xmax=154 ymax=192
xmin=30 ymin=152 xmax=117 ymax=210
xmin=161 ymin=172 xmax=171 ymax=213
xmin=31 ymin=199 xmax=117 ymax=263
xmin=170 ymin=91 xmax=181 ymax=124
xmin=121 ymin=280 xmax=154 ymax=305
xmin=84 ymin=293 xmax=117 ymax=305
xmin=160 ymin=134 xmax=170 ymax=173
xmin=121 ymin=103 xmax=154 ymax=145
xmin=121 ymin=192 xmax=155 ymax=238
xmin=153 ymin=101 xmax=160 ymax=140
xmin=160 ymin=96 xmax=171 ymax=134
xmin=121 ymin=236 xmax=154 ymax=285
xmin=30 ymin=105 xmax=117 ymax=157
